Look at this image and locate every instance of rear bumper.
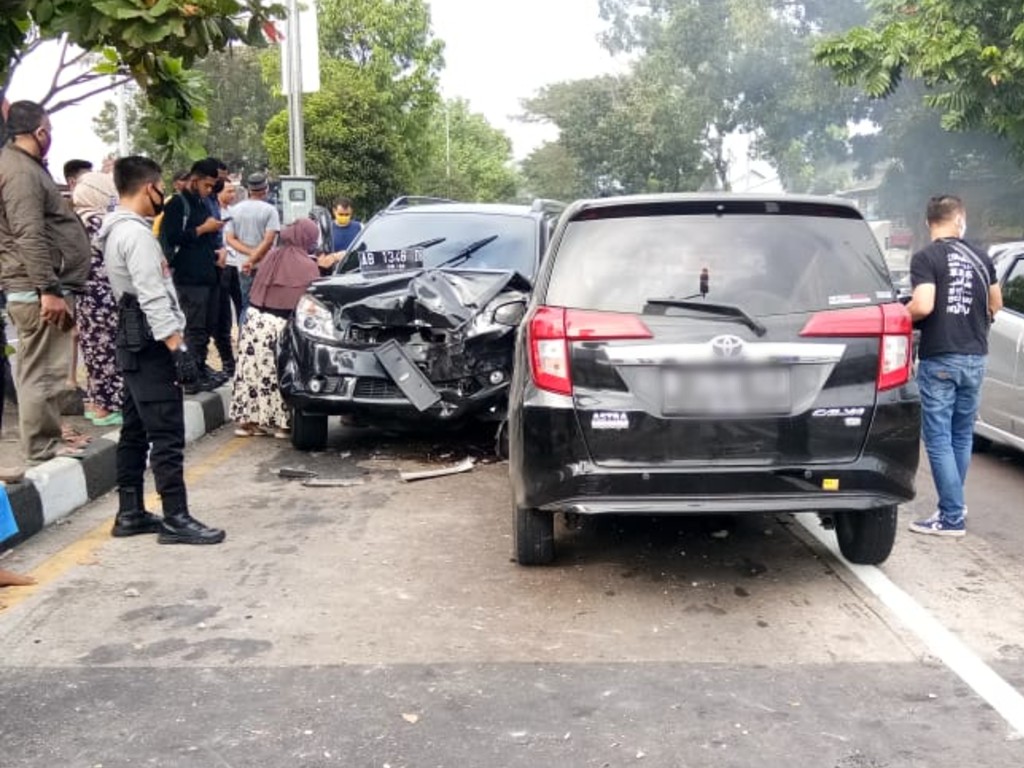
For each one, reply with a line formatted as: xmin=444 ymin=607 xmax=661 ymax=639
xmin=509 ymin=389 xmax=921 ymax=515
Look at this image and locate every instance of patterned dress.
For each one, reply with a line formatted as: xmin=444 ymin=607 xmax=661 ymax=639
xmin=78 ymin=214 xmax=123 ymax=413
xmin=229 ymin=307 xmax=290 ymax=429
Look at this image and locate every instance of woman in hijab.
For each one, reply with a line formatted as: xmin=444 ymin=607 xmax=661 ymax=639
xmin=231 ymin=218 xmax=320 ymax=438
xmin=71 ymin=171 xmax=123 ymax=426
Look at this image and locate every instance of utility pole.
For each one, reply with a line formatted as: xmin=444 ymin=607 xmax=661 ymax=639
xmin=286 ymin=0 xmax=306 ymax=176
xmin=116 ymin=82 xmax=129 ymax=157
xmin=445 ymin=102 xmax=451 ymax=198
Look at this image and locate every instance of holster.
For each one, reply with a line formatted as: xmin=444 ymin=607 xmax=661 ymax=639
xmin=115 ymin=293 xmax=155 ymax=372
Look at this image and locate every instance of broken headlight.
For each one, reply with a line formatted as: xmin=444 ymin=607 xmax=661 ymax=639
xmin=295 ymin=294 xmax=339 ymax=342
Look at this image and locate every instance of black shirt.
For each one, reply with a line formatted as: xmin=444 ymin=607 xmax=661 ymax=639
xmin=910 ymin=238 xmax=997 ymax=359
xmin=163 ymin=190 xmax=218 ymax=286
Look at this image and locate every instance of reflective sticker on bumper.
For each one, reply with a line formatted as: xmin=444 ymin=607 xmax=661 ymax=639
xmin=592 ymin=412 xmax=630 ymax=430
xmin=823 ymin=478 xmax=840 ymax=491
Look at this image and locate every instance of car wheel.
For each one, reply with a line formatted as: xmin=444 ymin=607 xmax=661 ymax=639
xmin=972 ymin=433 xmax=992 ymax=453
xmin=514 ymin=505 xmax=554 ymax=565
xmin=834 ymin=506 xmax=897 ymax=566
xmin=291 ymin=410 xmax=328 ymax=451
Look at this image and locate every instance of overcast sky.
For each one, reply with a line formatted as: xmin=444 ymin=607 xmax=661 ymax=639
xmin=7 ymin=0 xmax=621 ymax=183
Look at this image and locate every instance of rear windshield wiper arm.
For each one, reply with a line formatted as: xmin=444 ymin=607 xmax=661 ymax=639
xmin=435 ymin=235 xmax=499 ymax=269
xmin=644 ymin=298 xmax=767 ymax=337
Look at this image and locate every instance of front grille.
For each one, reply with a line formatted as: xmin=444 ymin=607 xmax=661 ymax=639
xmin=354 ymin=378 xmax=403 ymax=399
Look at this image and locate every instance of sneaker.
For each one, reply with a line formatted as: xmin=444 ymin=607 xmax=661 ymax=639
xmin=922 ymin=506 xmax=968 ymax=524
xmin=909 ymin=518 xmax=966 ymax=537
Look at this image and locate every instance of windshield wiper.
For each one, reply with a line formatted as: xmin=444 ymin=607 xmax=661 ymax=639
xmin=404 ymin=237 xmax=446 ymax=250
xmin=644 ymin=298 xmax=767 ymax=337
xmin=435 ymin=235 xmax=499 ymax=269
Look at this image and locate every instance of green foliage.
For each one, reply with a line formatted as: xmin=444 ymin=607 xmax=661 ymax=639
xmin=815 ymin=0 xmax=1024 ymax=158
xmin=414 ymin=99 xmax=519 ymax=203
xmin=520 ymin=141 xmax=588 ymax=202
xmin=94 ymin=47 xmax=284 ymax=172
xmin=264 ymin=0 xmax=444 ymax=214
xmin=1 ymin=1 xmax=284 ymax=157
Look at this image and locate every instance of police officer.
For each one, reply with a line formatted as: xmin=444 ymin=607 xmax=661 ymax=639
xmin=98 ymin=156 xmax=225 ymax=545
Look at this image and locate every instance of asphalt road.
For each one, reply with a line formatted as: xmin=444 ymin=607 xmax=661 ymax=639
xmin=2 ymin=423 xmax=1024 ymax=767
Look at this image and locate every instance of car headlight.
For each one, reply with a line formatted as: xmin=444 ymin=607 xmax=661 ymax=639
xmin=295 ymin=294 xmax=339 ymax=342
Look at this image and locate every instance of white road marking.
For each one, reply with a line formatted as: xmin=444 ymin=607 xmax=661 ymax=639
xmin=795 ymin=513 xmax=1024 ymax=739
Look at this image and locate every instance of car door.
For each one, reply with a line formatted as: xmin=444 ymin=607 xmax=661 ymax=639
xmin=997 ymin=257 xmax=1024 ymax=438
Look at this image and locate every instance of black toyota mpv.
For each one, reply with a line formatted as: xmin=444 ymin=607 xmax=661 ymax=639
xmin=508 ymin=194 xmax=921 ymax=567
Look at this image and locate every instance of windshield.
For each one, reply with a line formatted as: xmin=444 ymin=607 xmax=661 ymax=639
xmin=545 ymin=213 xmax=893 ymax=316
xmin=341 ymin=211 xmax=538 ymax=277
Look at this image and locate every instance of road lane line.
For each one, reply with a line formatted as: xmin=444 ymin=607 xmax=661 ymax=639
xmin=795 ymin=512 xmax=1024 ymax=738
xmin=0 ymin=436 xmax=246 ymax=614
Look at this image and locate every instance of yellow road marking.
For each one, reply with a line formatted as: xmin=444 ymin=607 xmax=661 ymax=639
xmin=0 ymin=436 xmax=246 ymax=614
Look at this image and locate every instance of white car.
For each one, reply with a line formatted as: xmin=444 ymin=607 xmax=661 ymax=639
xmin=975 ymin=248 xmax=1024 ymax=453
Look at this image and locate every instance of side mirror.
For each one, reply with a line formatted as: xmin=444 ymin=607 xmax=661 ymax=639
xmin=493 ymin=300 xmax=527 ymax=327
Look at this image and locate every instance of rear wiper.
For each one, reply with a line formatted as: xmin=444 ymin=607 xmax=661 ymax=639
xmin=435 ymin=235 xmax=499 ymax=269
xmin=644 ymin=298 xmax=767 ymax=337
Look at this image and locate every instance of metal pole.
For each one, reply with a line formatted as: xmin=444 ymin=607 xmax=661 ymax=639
xmin=445 ymin=103 xmax=451 ymax=197
xmin=287 ymin=0 xmax=306 ymax=176
xmin=116 ymin=82 xmax=129 ymax=156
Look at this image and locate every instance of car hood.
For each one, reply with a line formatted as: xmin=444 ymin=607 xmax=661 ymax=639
xmin=307 ymin=268 xmax=532 ymax=330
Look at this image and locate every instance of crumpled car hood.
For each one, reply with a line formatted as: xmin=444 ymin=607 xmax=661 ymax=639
xmin=308 ymin=268 xmax=532 ymax=330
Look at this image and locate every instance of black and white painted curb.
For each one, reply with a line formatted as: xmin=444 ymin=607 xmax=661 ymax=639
xmin=1 ymin=387 xmax=231 ymax=552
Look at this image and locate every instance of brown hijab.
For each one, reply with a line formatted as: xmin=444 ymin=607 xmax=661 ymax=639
xmin=249 ymin=218 xmax=321 ymax=312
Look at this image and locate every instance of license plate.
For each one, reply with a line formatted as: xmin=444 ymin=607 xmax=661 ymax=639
xmin=359 ymin=249 xmax=425 ymax=275
xmin=663 ymin=367 xmax=791 ymax=415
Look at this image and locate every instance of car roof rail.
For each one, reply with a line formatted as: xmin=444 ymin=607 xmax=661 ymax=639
xmin=386 ymin=195 xmax=456 ymax=211
xmin=530 ymin=198 xmax=568 ymax=215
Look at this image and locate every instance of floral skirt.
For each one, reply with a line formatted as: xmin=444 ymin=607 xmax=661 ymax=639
xmin=229 ymin=307 xmax=289 ymax=429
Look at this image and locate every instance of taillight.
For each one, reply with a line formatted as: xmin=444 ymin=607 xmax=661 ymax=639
xmin=800 ymin=303 xmax=912 ymax=391
xmin=528 ymin=307 xmax=653 ymax=395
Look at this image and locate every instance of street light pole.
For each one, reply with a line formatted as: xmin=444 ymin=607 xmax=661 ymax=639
xmin=286 ymin=0 xmax=306 ymax=176
xmin=445 ymin=102 xmax=451 ymax=198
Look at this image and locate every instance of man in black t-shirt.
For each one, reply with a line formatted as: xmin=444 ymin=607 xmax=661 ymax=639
xmin=906 ymin=195 xmax=1003 ymax=537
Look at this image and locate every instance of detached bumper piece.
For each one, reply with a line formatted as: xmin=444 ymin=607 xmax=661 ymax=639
xmin=374 ymin=340 xmax=442 ymax=412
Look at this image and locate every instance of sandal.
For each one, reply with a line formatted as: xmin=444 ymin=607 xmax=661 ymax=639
xmin=234 ymin=424 xmax=269 ymax=438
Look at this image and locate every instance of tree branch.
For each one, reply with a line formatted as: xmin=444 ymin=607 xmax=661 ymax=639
xmin=44 ymin=36 xmax=71 ymax=102
xmin=46 ymin=77 xmax=133 ymax=114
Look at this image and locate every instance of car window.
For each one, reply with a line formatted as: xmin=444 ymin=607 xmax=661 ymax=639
xmin=341 ymin=211 xmax=538 ymax=277
xmin=545 ymin=213 xmax=893 ymax=316
xmin=1003 ymin=258 xmax=1024 ymax=315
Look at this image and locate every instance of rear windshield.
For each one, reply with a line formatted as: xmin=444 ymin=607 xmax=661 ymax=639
xmin=341 ymin=212 xmax=538 ymax=278
xmin=545 ymin=213 xmax=893 ymax=316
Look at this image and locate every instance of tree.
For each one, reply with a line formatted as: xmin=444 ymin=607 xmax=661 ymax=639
xmin=520 ymin=141 xmax=588 ymax=202
xmin=1 ymin=1 xmax=284 ymax=154
xmin=414 ymin=99 xmax=519 ymax=203
xmin=597 ymin=0 xmax=869 ymax=190
xmin=521 ymin=72 xmax=709 ymax=195
xmin=263 ymin=0 xmax=444 ymax=213
xmin=815 ymin=1 xmax=1024 ymax=158
xmin=94 ymin=47 xmax=283 ymax=173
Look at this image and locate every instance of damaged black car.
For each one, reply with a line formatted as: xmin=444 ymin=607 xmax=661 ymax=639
xmin=278 ymin=197 xmax=564 ymax=450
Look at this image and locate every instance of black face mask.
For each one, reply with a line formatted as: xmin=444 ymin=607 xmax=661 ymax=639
xmin=148 ymin=187 xmax=165 ymax=216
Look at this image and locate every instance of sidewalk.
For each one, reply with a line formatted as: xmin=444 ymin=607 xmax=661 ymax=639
xmin=0 ymin=385 xmax=232 ymax=553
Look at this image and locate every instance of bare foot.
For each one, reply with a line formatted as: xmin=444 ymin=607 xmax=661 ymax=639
xmin=0 ymin=567 xmax=36 ymax=587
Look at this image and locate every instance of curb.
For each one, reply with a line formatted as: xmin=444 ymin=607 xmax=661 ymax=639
xmin=1 ymin=386 xmax=230 ymax=552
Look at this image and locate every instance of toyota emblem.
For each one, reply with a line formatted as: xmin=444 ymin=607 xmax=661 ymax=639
xmin=710 ymin=335 xmax=745 ymax=359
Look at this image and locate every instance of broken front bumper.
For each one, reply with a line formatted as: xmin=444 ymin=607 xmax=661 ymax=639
xmin=278 ymin=325 xmax=512 ymax=422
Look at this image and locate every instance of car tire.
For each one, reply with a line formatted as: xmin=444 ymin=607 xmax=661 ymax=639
xmin=291 ymin=410 xmax=328 ymax=451
xmin=514 ymin=505 xmax=554 ymax=565
xmin=835 ymin=506 xmax=897 ymax=566
xmin=972 ymin=433 xmax=992 ymax=453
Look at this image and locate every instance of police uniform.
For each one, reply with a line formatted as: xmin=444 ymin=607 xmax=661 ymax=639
xmin=100 ymin=207 xmax=225 ymax=545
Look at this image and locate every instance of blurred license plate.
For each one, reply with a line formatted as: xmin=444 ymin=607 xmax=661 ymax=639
xmin=663 ymin=367 xmax=791 ymax=415
xmin=359 ymin=249 xmax=425 ymax=275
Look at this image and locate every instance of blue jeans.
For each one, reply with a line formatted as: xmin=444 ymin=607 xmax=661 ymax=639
xmin=918 ymin=354 xmax=986 ymax=527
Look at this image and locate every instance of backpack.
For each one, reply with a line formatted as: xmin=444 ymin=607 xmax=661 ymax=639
xmin=156 ymin=193 xmax=191 ymax=264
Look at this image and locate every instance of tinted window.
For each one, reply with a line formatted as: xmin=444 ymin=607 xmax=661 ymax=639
xmin=546 ymin=214 xmax=893 ymax=316
xmin=342 ymin=212 xmax=538 ymax=277
xmin=1004 ymin=258 xmax=1024 ymax=315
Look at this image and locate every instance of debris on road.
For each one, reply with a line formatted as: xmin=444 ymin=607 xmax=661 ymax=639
xmin=399 ymin=457 xmax=475 ymax=482
xmin=123 ymin=588 xmax=140 ymax=598
xmin=401 ymin=713 xmax=420 ymax=724
xmin=277 ymin=467 xmax=318 ymax=479
xmin=302 ymin=478 xmax=366 ymax=488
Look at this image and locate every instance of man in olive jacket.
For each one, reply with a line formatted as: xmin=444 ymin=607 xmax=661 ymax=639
xmin=0 ymin=101 xmax=90 ymax=462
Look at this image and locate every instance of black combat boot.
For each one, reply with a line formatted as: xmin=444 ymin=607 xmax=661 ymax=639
xmin=111 ymin=487 xmax=163 ymax=537
xmin=158 ymin=494 xmax=226 ymax=545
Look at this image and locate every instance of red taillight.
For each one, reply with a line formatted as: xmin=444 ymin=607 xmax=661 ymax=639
xmin=528 ymin=307 xmax=653 ymax=395
xmin=801 ymin=303 xmax=912 ymax=392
